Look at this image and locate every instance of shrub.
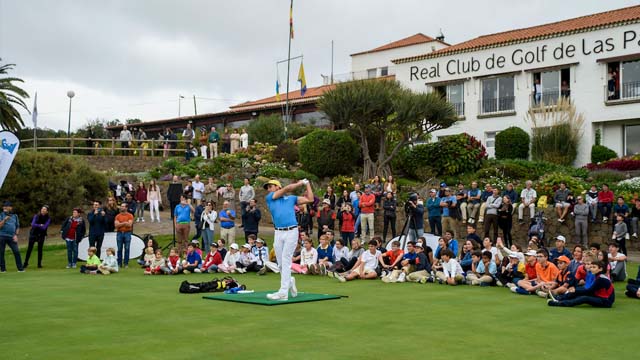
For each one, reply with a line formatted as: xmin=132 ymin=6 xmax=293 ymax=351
xmin=287 ymin=123 xmax=316 ymax=140
xmin=475 ymin=161 xmax=529 ymax=180
xmin=495 ymin=126 xmax=530 ymax=160
xmin=586 ymin=158 xmax=640 ymax=172
xmin=528 ymin=98 xmax=583 ymax=166
xmin=588 ymin=169 xmax=628 ymax=185
xmin=246 ymin=114 xmax=285 ymax=145
xmin=291 ymin=169 xmax=319 ymax=182
xmin=534 ymin=172 xmax=587 ymax=201
xmin=616 ymin=177 xmax=640 ymax=193
xmin=257 ymin=162 xmax=292 ymax=179
xmin=0 ymin=152 xmax=109 ymax=223
xmin=591 ymin=145 xmax=617 ymax=164
xmin=272 ymin=140 xmax=299 ymax=165
xmin=395 ymin=133 xmax=486 ymax=178
xmin=329 ymin=175 xmax=355 ymax=194
xmin=298 ymin=130 xmax=360 ymax=178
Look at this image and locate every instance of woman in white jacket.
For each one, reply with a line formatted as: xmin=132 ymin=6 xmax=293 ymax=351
xmin=218 ymin=243 xmax=240 ymax=273
xmin=201 ymin=201 xmax=217 ymax=252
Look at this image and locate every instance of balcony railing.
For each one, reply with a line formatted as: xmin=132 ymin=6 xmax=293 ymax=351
xmin=530 ymin=90 xmax=570 ymax=108
xmin=18 ymin=137 xmax=194 ymax=156
xmin=323 ymin=68 xmax=396 ymax=85
xmin=478 ymin=96 xmax=515 ymax=115
xmin=605 ymin=80 xmax=640 ymax=103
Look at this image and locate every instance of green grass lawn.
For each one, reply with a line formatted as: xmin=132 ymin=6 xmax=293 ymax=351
xmin=2 ymin=236 xmax=639 ymax=360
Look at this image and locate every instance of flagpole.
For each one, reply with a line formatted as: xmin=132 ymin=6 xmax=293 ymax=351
xmin=284 ymin=0 xmax=293 ymax=141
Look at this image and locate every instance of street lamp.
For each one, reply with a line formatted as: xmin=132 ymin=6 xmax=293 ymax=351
xmin=178 ymin=95 xmax=185 ymax=117
xmin=66 ymin=90 xmax=75 ymax=139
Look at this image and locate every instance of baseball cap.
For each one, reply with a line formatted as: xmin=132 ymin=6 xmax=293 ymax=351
xmin=415 ymin=243 xmax=424 ymax=249
xmin=263 ymin=179 xmax=282 ymax=190
xmin=508 ymin=253 xmax=520 ymax=258
xmin=2 ymin=201 xmax=12 ymax=207
xmin=440 ymin=182 xmax=447 ymax=187
xmin=256 ymin=238 xmax=265 ymax=244
xmin=555 ymin=235 xmax=566 ymax=242
xmin=429 ymin=189 xmax=436 ymax=193
xmin=191 ymin=239 xmax=200 ymax=245
xmin=230 ymin=243 xmax=239 ymax=250
xmin=525 ymin=250 xmax=537 ymax=256
xmin=242 ymin=244 xmax=252 ymax=249
xmin=211 ymin=242 xmax=219 ymax=248
xmin=557 ymin=255 xmax=571 ymax=264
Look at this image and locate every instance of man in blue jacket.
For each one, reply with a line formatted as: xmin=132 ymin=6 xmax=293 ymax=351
xmin=0 ymin=201 xmax=24 ymax=272
xmin=88 ymin=200 xmax=107 ymax=258
xmin=426 ymin=189 xmax=441 ymax=236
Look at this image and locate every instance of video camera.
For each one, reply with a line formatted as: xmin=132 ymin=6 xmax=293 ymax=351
xmin=404 ymin=193 xmax=419 ymax=215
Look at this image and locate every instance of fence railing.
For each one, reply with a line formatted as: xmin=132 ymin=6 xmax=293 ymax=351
xmin=605 ymin=80 xmax=640 ymax=102
xmin=478 ymin=96 xmax=515 ymax=115
xmin=529 ymin=90 xmax=570 ymax=108
xmin=19 ymin=137 xmax=196 ymax=156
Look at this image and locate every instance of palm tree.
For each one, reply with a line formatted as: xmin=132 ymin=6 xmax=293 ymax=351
xmin=0 ymin=59 xmax=29 ymax=132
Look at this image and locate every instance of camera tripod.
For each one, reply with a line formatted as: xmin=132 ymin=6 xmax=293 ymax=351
xmin=392 ymin=210 xmax=419 ymax=251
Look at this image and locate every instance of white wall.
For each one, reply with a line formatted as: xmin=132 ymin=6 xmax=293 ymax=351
xmin=394 ymin=23 xmax=640 ymax=165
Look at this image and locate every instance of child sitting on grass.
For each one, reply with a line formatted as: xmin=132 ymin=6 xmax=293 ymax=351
xmin=292 ymin=238 xmax=317 ymax=275
xmin=218 ymin=243 xmax=240 ymax=273
xmin=435 ymin=249 xmax=465 ymax=285
xmin=335 ymin=240 xmax=380 ymax=282
xmin=162 ymin=248 xmax=182 ymax=275
xmin=144 ymin=249 xmax=166 ymax=275
xmin=406 ymin=243 xmax=432 ymax=283
xmin=141 ymin=247 xmax=154 ymax=268
xmin=201 ymin=243 xmax=222 ymax=273
xmin=182 ymin=244 xmax=201 ymax=274
xmin=81 ymin=247 xmax=101 ymax=274
xmin=98 ymin=248 xmax=118 ymax=275
xmin=548 ymin=260 xmax=615 ymax=308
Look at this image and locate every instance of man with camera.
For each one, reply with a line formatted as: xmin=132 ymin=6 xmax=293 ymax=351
xmin=242 ymin=199 xmax=261 ymax=242
xmin=405 ymin=193 xmax=425 ymax=243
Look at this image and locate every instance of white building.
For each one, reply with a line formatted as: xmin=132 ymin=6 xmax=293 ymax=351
xmin=389 ymin=5 xmax=640 ymax=164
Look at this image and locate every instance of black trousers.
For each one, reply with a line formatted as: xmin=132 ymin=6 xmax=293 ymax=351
xmin=339 ymin=257 xmax=358 ymax=272
xmin=383 ymin=215 xmax=396 ymax=242
xmin=498 ymin=218 xmax=512 ymax=247
xmin=484 ymin=214 xmax=499 ymax=241
xmin=24 ymin=234 xmax=46 ymax=267
xmin=89 ymin=234 xmax=104 ymax=257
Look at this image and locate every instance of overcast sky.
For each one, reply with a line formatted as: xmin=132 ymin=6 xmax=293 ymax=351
xmin=1 ymin=0 xmax=638 ymax=132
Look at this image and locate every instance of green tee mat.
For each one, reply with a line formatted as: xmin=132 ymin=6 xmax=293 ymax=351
xmin=203 ymin=291 xmax=348 ymax=306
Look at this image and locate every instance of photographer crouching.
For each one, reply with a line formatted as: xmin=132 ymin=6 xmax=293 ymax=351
xmin=405 ymin=193 xmax=425 ymax=243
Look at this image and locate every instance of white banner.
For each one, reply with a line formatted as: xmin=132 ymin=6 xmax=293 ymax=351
xmin=0 ymin=131 xmax=20 ymax=189
xmin=77 ymin=232 xmax=146 ymax=260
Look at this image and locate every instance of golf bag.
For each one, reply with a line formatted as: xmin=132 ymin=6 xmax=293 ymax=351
xmin=528 ymin=211 xmax=546 ymax=244
xmin=179 ymin=277 xmax=245 ymax=294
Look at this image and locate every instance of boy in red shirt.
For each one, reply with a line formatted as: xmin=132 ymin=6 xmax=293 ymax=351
xmin=548 ymin=260 xmax=615 ymax=308
xmin=379 ymin=240 xmax=404 ymax=277
xmin=201 ymin=242 xmax=223 ymax=273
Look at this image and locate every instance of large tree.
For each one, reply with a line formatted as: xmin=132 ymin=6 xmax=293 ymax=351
xmin=0 ymin=60 xmax=29 ymax=132
xmin=319 ymin=79 xmax=458 ymax=179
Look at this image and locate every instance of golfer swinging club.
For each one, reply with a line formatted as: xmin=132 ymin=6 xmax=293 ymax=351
xmin=264 ymin=178 xmax=314 ymax=300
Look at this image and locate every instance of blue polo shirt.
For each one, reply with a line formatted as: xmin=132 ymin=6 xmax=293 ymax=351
xmin=219 ymin=209 xmax=236 ymax=229
xmin=186 ymin=250 xmax=201 ymax=264
xmin=174 ymin=204 xmax=191 ymax=223
xmin=266 ymin=192 xmax=298 ymax=228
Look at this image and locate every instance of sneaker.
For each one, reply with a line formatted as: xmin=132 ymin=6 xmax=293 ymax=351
xmin=327 ymin=271 xmax=335 ymax=278
xmin=72 ymin=264 xmax=77 ymax=269
xmin=183 ymin=270 xmax=191 ymax=274
xmin=193 ymin=268 xmax=202 ymax=273
xmin=124 ymin=265 xmax=129 ymax=269
xmin=518 ymin=219 xmax=524 ymax=224
xmin=419 ymin=277 xmax=428 ymax=284
xmin=237 ymin=268 xmax=246 ymax=274
xmin=397 ymin=273 xmax=406 ymax=283
xmin=478 ymin=219 xmax=484 ymax=224
xmin=18 ymin=269 xmax=25 ymax=273
xmin=258 ymin=266 xmax=267 ymax=275
xmin=141 ymin=218 xmax=145 ymax=222
xmin=510 ymin=286 xmax=519 ymax=293
xmin=496 ymin=280 xmax=504 ymax=287
xmin=101 ymin=270 xmax=111 ymax=275
xmin=319 ymin=264 xmax=327 ymax=276
xmin=437 ymin=278 xmax=444 ymax=285
xmin=506 ymin=282 xmax=515 ymax=289
xmin=66 ymin=264 xmax=71 ymax=269
xmin=633 ymin=233 xmax=638 ymax=238
xmin=603 ymin=217 xmax=608 ymax=223
xmin=136 ymin=218 xmax=140 ymax=223
xmin=266 ymin=292 xmax=288 ymax=301
xmin=426 ymin=276 xmax=435 ymax=283
xmin=336 ymin=275 xmax=346 ymax=283
xmin=549 ymin=291 xmax=558 ymax=302
xmin=89 ymin=271 xmax=97 ymax=275
xmin=290 ymin=277 xmax=298 ymax=298
xmin=0 ymin=270 xmax=5 ymax=274
xmin=536 ymin=290 xmax=548 ymax=298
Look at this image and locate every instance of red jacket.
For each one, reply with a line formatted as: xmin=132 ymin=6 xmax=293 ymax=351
xmin=359 ymin=193 xmax=376 ymax=214
xmin=340 ymin=211 xmax=355 ymax=233
xmin=135 ymin=188 xmax=148 ymax=202
xmin=598 ymin=190 xmax=614 ymax=203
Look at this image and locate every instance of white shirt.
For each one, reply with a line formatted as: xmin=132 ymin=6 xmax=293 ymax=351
xmin=119 ymin=129 xmax=132 ymax=141
xmin=442 ymin=258 xmax=464 ymax=278
xmin=361 ymin=250 xmax=381 ymax=271
xmin=520 ymin=188 xmax=537 ymax=205
xmin=333 ymin=246 xmax=349 ymax=262
xmin=240 ymin=132 xmax=249 ymax=148
xmin=201 ymin=210 xmax=217 ymax=230
xmin=192 ymin=181 xmax=205 ymax=200
xmin=223 ymin=251 xmax=240 ymax=266
xmin=301 ymin=247 xmax=318 ymax=266
xmin=608 ymin=252 xmax=626 ymax=270
xmin=239 ymin=185 xmax=255 ymax=202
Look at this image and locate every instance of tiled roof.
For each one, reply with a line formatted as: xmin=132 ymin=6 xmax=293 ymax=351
xmin=229 ymin=83 xmax=336 ymax=111
xmin=350 ymin=33 xmax=446 ymax=56
xmin=393 ymin=5 xmax=640 ymax=64
xmin=229 ymin=75 xmax=396 ymax=111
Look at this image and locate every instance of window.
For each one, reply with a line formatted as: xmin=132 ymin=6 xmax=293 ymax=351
xmin=485 ymin=131 xmax=498 ymax=158
xmin=380 ymin=66 xmax=388 ymax=76
xmin=367 ymin=68 xmax=377 ymax=79
xmin=625 ymin=124 xmax=640 ymax=156
xmin=532 ymin=68 xmax=570 ymax=106
xmin=480 ymin=76 xmax=514 ymax=114
xmin=607 ymin=59 xmax=640 ymax=101
xmin=434 ymin=83 xmax=464 ymax=117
